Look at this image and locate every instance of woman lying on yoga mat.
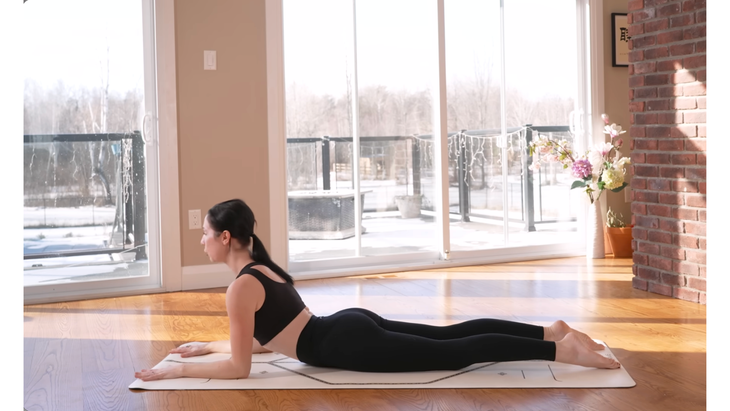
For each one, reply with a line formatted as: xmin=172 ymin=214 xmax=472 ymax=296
xmin=134 ymin=199 xmax=620 ymax=381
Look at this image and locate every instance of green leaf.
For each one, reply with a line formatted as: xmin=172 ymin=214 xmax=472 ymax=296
xmin=597 ymin=181 xmax=605 ymax=190
xmin=610 ymin=182 xmax=628 ymax=192
xmin=571 ymin=180 xmax=588 ymax=190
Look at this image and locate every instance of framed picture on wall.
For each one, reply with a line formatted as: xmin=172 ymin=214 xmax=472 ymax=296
xmin=612 ymin=13 xmax=629 ymax=67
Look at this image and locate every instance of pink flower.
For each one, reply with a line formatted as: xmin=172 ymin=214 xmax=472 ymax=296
xmin=601 ymin=114 xmax=610 ymax=125
xmin=571 ymin=158 xmax=592 ymax=179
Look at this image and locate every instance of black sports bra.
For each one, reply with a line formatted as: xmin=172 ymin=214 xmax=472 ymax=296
xmin=236 ymin=262 xmax=306 ymax=345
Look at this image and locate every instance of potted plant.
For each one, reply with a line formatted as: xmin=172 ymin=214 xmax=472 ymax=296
xmin=605 ymin=207 xmax=633 ymax=258
xmin=394 ymin=194 xmax=423 ymax=219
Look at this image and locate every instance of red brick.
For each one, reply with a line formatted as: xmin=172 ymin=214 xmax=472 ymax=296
xmin=699 ymin=210 xmax=706 ymax=222
xmin=633 ymin=35 xmax=657 ymax=49
xmin=632 ymin=202 xmax=648 ymax=215
xmin=646 ymin=0 xmax=670 ymax=6
xmin=674 ymin=260 xmax=699 ymax=275
xmin=683 ymin=83 xmax=706 ymax=96
xmin=685 ymin=249 xmax=706 ymax=264
xmin=645 ymin=47 xmax=670 ymax=60
xmin=659 ymin=192 xmax=685 ymax=205
xmin=629 ymin=49 xmax=645 ymax=63
xmin=685 ymin=138 xmax=705 ymax=151
xmin=658 ymin=3 xmax=682 ymax=16
xmin=683 ymin=111 xmax=706 ymax=123
xmin=657 ymin=59 xmax=683 ymax=72
xmin=687 ymin=276 xmax=706 ymax=292
xmin=659 ymin=85 xmax=683 ymax=97
xmin=671 ymin=154 xmax=696 ymax=165
xmin=632 ymin=277 xmax=648 ymax=291
xmin=683 ymin=0 xmax=706 ymax=12
xmin=635 ymin=191 xmax=660 ymax=203
xmin=634 ymin=88 xmax=657 ymax=99
xmin=649 ymin=230 xmax=674 ymax=244
xmin=685 ymin=167 xmax=706 ymax=180
xmin=645 ymin=19 xmax=669 ymax=33
xmin=647 ymin=126 xmax=672 ymax=138
xmin=670 ymin=43 xmax=695 ymax=56
xmin=658 ymin=139 xmax=684 ymax=151
xmin=672 ymin=97 xmax=696 ymax=109
xmin=697 ymin=96 xmax=706 ymax=109
xmin=650 ymin=255 xmax=674 ymax=271
xmin=696 ymin=10 xmax=706 ymax=23
xmin=659 ymin=166 xmax=685 ymax=178
xmin=671 ymin=13 xmax=694 ymax=27
xmin=674 ymin=287 xmax=699 ymax=302
xmin=696 ymin=40 xmax=706 ymax=53
xmin=685 ymin=194 xmax=706 ymax=207
xmin=629 ymin=101 xmax=645 ymax=112
xmin=674 ymin=208 xmax=698 ymax=221
xmin=646 ymin=153 xmax=670 ymax=164
xmin=634 ymin=62 xmax=656 ymax=74
xmin=696 ymin=70 xmax=706 ymax=82
xmin=699 ymin=292 xmax=706 ymax=305
xmin=684 ymin=24 xmax=705 ymax=39
xmin=684 ymin=55 xmax=706 ymax=69
xmin=671 ymin=71 xmax=696 ymax=84
xmin=660 ymin=219 xmax=684 ymax=233
xmin=698 ymin=182 xmax=706 ymax=193
xmin=699 ymin=264 xmax=707 ymax=276
xmin=657 ymin=29 xmax=684 ymax=44
xmin=674 ymin=233 xmax=699 ymax=248
xmin=658 ymin=112 xmax=683 ymax=124
xmin=629 ymin=75 xmax=646 ymax=87
xmin=672 ymin=180 xmax=698 ymax=193
xmin=684 ymin=221 xmax=706 ymax=236
xmin=636 ymin=216 xmax=660 ymax=230
xmin=697 ymin=153 xmax=706 ymax=165
xmin=628 ymin=0 xmax=644 ymax=11
xmin=647 ymin=74 xmax=671 ymax=86
xmin=671 ymin=125 xmax=697 ymax=137
xmin=637 ymin=265 xmax=661 ymax=280
xmin=647 ymin=178 xmax=672 ymax=191
xmin=629 ymin=25 xmax=645 ymax=38
xmin=699 ymin=238 xmax=706 ymax=250
xmin=647 ymin=100 xmax=670 ymax=111
xmin=648 ymin=204 xmax=673 ymax=218
xmin=650 ymin=282 xmax=673 ymax=297
xmin=633 ymin=9 xmax=656 ymax=22
xmin=635 ymin=113 xmax=658 ymax=124
xmin=635 ymin=164 xmax=659 ymax=178
xmin=634 ymin=251 xmax=649 ymax=265
xmin=660 ymin=272 xmax=684 ymax=286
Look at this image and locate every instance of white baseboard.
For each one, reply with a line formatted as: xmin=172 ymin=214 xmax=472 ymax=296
xmin=181 ymin=264 xmax=233 ymax=290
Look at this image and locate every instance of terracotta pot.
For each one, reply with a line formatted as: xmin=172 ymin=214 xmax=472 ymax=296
xmin=606 ymin=226 xmax=633 ymax=258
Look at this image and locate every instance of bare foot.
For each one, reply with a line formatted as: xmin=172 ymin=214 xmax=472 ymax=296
xmin=555 ymin=332 xmax=620 ymax=369
xmin=544 ymin=320 xmax=605 ymax=351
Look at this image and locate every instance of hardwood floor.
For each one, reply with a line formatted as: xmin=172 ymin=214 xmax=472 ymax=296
xmin=24 ymin=257 xmax=706 ymax=411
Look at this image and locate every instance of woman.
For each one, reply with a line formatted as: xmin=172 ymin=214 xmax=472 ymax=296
xmin=135 ymin=199 xmax=619 ymax=381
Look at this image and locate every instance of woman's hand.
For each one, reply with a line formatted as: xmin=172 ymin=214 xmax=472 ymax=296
xmin=134 ymin=364 xmax=183 ymax=381
xmin=170 ymin=342 xmax=212 ymax=358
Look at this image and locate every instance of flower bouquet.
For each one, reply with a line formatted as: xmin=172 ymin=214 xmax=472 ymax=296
xmin=528 ymin=114 xmax=631 ymax=203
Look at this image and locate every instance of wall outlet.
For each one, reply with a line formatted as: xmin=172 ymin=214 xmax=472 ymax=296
xmin=189 ymin=209 xmax=201 ymax=229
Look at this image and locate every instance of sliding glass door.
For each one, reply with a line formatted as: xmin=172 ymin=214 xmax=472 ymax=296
xmin=23 ymin=0 xmax=161 ymax=300
xmin=282 ymin=0 xmax=591 ymax=272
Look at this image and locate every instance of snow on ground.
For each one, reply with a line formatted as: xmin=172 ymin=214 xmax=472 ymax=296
xmin=24 ymin=206 xmax=116 ymax=227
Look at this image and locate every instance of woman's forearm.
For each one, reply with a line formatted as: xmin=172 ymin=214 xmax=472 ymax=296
xmin=181 ymin=359 xmax=249 ymax=380
xmin=206 ymin=340 xmax=232 ymax=353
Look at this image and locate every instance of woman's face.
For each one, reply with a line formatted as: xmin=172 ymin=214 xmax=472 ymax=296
xmin=201 ymin=215 xmax=228 ymax=262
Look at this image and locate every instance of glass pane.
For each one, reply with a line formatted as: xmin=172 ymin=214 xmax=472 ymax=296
xmin=504 ymin=0 xmax=579 ymax=245
xmin=355 ymin=0 xmax=437 ymax=257
xmin=23 ymin=0 xmax=150 ymax=286
xmin=283 ymin=0 xmax=357 ymax=261
xmin=445 ymin=0 xmax=506 ymax=250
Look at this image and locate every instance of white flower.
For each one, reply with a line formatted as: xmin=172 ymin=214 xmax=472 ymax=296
xmin=603 ymin=123 xmax=626 ymax=138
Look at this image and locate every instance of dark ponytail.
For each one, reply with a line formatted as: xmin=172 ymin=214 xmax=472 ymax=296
xmin=207 ymin=199 xmax=294 ymax=284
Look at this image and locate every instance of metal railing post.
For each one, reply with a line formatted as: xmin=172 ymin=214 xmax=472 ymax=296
xmin=411 ymin=136 xmax=421 ymax=196
xmin=458 ymin=130 xmax=470 ymax=222
xmin=524 ymin=124 xmax=536 ymax=232
xmin=322 ymin=136 xmax=331 ymax=191
xmin=132 ymin=131 xmax=148 ymax=259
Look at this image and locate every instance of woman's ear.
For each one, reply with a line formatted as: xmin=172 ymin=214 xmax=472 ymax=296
xmin=221 ymin=230 xmax=231 ymax=245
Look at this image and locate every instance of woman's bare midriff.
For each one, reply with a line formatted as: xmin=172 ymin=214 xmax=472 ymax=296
xmin=245 ymin=264 xmax=314 ymax=360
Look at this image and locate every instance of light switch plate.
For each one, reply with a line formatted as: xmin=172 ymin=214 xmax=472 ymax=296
xmin=204 ymin=50 xmax=216 ymax=70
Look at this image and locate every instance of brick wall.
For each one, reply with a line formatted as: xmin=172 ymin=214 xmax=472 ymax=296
xmin=627 ymin=0 xmax=706 ymax=304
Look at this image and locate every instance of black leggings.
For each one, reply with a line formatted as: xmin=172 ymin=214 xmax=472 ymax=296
xmin=295 ymin=308 xmax=556 ymax=372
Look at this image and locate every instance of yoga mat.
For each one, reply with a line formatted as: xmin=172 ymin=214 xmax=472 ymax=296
xmin=129 ymin=341 xmax=635 ymax=390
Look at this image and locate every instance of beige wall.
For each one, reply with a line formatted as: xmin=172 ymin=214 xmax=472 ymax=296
xmin=175 ymin=0 xmax=271 ymax=267
xmin=603 ymin=0 xmax=632 ymax=226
